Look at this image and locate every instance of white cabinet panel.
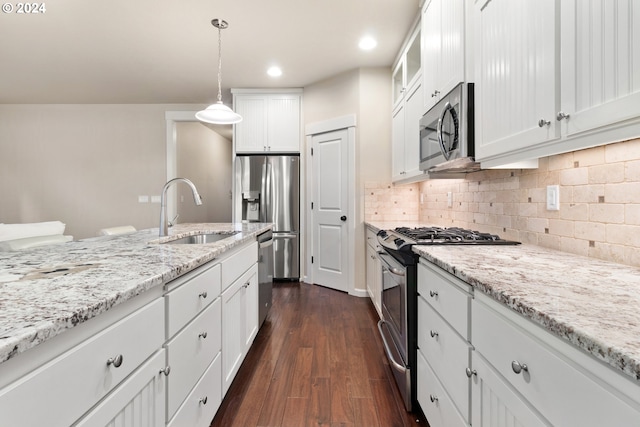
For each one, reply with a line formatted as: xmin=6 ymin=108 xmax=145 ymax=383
xmin=474 ymin=0 xmax=558 ymax=162
xmin=471 ymin=351 xmax=549 ymax=427
xmin=268 ymin=94 xmax=301 ymax=152
xmin=74 ymin=349 xmax=167 ymax=427
xmin=561 ymin=0 xmax=640 ymax=138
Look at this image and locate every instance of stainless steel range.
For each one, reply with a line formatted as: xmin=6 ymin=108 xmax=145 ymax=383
xmin=376 ymin=226 xmax=520 ymax=411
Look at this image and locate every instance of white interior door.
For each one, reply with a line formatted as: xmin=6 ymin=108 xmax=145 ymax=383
xmin=311 ymin=129 xmax=349 ymax=292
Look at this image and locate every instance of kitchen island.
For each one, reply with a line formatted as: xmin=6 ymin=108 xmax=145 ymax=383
xmin=0 ymin=222 xmax=271 ymax=427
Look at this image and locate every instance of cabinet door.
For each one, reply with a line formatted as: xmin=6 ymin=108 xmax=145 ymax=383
xmin=392 ymin=102 xmax=406 ymax=181
xmin=438 ymin=0 xmax=464 ymax=99
xmin=402 ymin=81 xmax=424 ymax=180
xmin=221 ymin=276 xmax=245 ymax=395
xmin=393 ymin=58 xmax=405 ymax=109
xmin=267 ymin=94 xmax=301 ymax=152
xmin=560 ymin=0 xmax=640 ymax=138
xmin=74 ymin=349 xmax=167 ymax=427
xmin=422 ymin=0 xmax=442 ymax=111
xmin=471 ymin=352 xmax=549 ymax=427
xmin=234 ymin=95 xmax=267 ymax=153
xmin=474 ymin=0 xmax=558 ymax=162
xmin=243 ymin=265 xmax=259 ymax=349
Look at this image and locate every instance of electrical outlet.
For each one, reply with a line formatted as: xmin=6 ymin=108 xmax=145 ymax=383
xmin=546 ymin=185 xmax=560 ymax=211
xmin=447 ymin=192 xmax=453 ymax=207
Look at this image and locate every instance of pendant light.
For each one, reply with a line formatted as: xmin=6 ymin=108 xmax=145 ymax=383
xmin=196 ymin=19 xmax=242 ymax=124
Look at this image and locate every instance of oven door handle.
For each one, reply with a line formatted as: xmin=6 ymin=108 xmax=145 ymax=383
xmin=377 ymin=320 xmax=407 ymax=374
xmin=378 ymin=252 xmax=406 ymax=277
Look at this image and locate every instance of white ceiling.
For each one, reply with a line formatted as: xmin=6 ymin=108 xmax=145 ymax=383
xmin=0 ymin=0 xmax=421 ymax=105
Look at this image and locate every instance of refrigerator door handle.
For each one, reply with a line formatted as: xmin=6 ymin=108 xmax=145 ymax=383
xmin=261 ymin=162 xmax=273 ymax=223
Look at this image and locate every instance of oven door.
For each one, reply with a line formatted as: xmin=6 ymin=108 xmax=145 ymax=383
xmin=377 ymin=250 xmax=412 ymax=410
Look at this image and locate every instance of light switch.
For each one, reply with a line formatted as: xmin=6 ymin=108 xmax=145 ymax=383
xmin=151 ymin=195 xmax=161 ymax=204
xmin=447 ymin=192 xmax=452 ymax=207
xmin=546 ymin=185 xmax=560 ymax=211
xmin=138 ymin=195 xmax=149 ymax=203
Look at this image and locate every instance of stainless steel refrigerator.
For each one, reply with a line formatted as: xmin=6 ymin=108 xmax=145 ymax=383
xmin=235 ymin=155 xmax=300 ymax=280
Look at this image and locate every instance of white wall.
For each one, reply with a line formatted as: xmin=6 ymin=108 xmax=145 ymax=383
xmin=0 ymin=104 xmax=201 ymax=239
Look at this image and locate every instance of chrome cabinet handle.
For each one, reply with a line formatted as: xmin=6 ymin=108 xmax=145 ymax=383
xmin=159 ymin=366 xmax=171 ymax=376
xmin=242 ymin=282 xmax=250 ymax=289
xmin=511 ymin=360 xmax=528 ymax=374
xmin=430 ymin=394 xmax=438 ymax=403
xmin=556 ymin=111 xmax=570 ymax=121
xmin=429 ymin=290 xmax=438 ymax=298
xmin=107 ymin=354 xmax=123 ymax=368
xmin=199 ymin=332 xmax=208 ymax=339
xmin=199 ymin=396 xmax=208 ymax=405
xmin=465 ymin=367 xmax=477 ymax=378
xmin=538 ymin=118 xmax=550 ymax=127
xmin=430 ymin=330 xmax=439 ymax=338
xmin=431 ymin=90 xmax=440 ymax=98
xmin=198 ymin=291 xmax=208 ymax=299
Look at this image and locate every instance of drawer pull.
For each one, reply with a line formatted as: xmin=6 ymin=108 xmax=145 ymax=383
xmin=243 ymin=282 xmax=250 ymax=289
xmin=199 ymin=332 xmax=208 ymax=339
xmin=429 ymin=290 xmax=438 ymax=298
xmin=159 ymin=366 xmax=171 ymax=376
xmin=429 ymin=394 xmax=438 ymax=403
xmin=106 ymin=354 xmax=124 ymax=368
xmin=199 ymin=396 xmax=208 ymax=405
xmin=430 ymin=330 xmax=439 ymax=338
xmin=511 ymin=360 xmax=528 ymax=374
xmin=465 ymin=368 xmax=477 ymax=378
xmin=199 ymin=291 xmax=208 ymax=299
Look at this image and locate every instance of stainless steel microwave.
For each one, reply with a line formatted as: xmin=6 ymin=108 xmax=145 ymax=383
xmin=419 ymin=83 xmax=479 ymax=174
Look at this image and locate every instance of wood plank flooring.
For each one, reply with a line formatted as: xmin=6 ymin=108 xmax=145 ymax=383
xmin=210 ymin=282 xmax=428 ymax=427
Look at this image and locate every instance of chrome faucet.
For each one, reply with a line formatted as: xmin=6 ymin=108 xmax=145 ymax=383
xmin=159 ymin=178 xmax=203 ymax=237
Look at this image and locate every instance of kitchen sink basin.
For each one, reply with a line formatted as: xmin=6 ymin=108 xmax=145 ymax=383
xmin=163 ymin=231 xmax=239 ymax=245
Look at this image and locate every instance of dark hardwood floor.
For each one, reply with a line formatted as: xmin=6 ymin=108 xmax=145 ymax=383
xmin=210 ymin=281 xmax=428 ymax=427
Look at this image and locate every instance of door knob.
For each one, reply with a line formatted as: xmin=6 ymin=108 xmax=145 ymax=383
xmin=340 ymin=215 xmax=347 ymax=221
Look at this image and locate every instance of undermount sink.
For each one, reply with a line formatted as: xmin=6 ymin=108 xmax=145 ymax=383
xmin=163 ymin=231 xmax=240 ymax=245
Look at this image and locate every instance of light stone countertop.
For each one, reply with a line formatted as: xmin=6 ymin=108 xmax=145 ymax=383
xmin=0 ymin=223 xmax=272 ymax=365
xmin=366 ymin=221 xmax=640 ymax=382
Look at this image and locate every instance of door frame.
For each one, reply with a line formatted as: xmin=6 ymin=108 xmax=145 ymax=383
xmin=305 ymin=114 xmax=362 ymax=296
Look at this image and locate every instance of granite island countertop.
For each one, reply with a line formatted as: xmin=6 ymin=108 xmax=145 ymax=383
xmin=412 ymin=243 xmax=640 ymax=382
xmin=0 ymin=223 xmax=272 ymax=365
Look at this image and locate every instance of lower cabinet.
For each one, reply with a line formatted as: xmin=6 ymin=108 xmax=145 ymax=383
xmin=74 ymin=349 xmax=168 ymax=427
xmin=417 ymin=259 xmax=640 ymax=427
xmin=365 ymin=226 xmax=382 ymax=317
xmin=221 ymin=263 xmax=259 ymax=395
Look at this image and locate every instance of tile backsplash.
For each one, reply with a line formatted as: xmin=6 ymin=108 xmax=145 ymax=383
xmin=365 ymin=138 xmax=640 ymax=268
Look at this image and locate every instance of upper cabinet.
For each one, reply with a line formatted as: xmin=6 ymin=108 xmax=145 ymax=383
xmin=422 ymin=0 xmax=466 ymax=112
xmin=232 ymin=89 xmax=302 ymax=154
xmin=392 ymin=19 xmax=427 ymax=183
xmin=474 ymin=0 xmax=640 ymax=167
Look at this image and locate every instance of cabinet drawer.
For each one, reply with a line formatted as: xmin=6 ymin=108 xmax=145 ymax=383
xmin=166 ymin=297 xmax=221 ymax=418
xmin=168 ymin=353 xmax=222 ymax=427
xmin=166 ymin=263 xmax=221 ymax=338
xmin=221 ymin=241 xmax=257 ymax=291
xmin=417 ymin=350 xmax=467 ymax=427
xmin=0 ymin=298 xmax=164 ymax=427
xmin=473 ymin=294 xmax=640 ymax=427
xmin=74 ymin=349 xmax=167 ymax=427
xmin=417 ymin=296 xmax=471 ymax=421
xmin=417 ymin=260 xmax=471 ymax=339
xmin=366 ymin=227 xmax=382 ymax=251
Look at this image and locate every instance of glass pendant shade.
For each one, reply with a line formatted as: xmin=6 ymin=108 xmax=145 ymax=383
xmin=196 ymin=101 xmax=242 ymax=124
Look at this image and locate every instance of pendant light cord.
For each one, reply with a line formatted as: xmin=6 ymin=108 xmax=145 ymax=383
xmin=217 ymin=24 xmax=223 ymax=104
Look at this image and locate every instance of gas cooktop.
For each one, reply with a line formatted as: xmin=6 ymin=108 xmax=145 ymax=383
xmin=378 ymin=226 xmax=521 ymax=251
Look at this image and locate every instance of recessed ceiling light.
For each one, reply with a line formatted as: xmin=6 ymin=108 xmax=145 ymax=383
xmin=359 ymin=36 xmax=377 ymax=51
xmin=267 ymin=66 xmax=282 ymax=77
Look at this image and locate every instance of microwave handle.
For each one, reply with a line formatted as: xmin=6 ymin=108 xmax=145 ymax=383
xmin=437 ymin=101 xmax=453 ymax=160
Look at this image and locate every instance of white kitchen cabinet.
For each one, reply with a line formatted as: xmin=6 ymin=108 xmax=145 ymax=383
xmin=471 ymin=291 xmax=640 ymax=427
xmin=392 ymin=20 xmax=426 ymax=184
xmin=473 ymin=0 xmax=558 ymax=165
xmin=422 ymin=0 xmax=465 ymax=112
xmin=475 ymin=0 xmax=640 ymax=167
xmin=365 ymin=226 xmax=382 ymax=317
xmin=232 ymin=89 xmax=302 ymax=153
xmin=560 ymin=0 xmax=640 ymax=140
xmin=416 ymin=260 xmax=472 ymax=426
xmin=222 ymin=263 xmax=259 ymax=395
xmin=0 ymin=297 xmax=165 ymax=427
xmin=73 ymin=349 xmax=167 ymax=427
